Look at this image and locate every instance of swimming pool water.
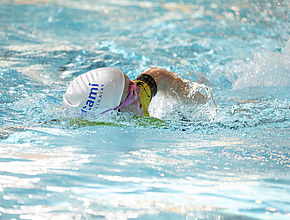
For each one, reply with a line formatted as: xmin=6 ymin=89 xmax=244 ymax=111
xmin=0 ymin=0 xmax=289 ymax=219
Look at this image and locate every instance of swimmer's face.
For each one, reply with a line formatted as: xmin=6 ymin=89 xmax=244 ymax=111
xmin=119 ymin=74 xmax=143 ymax=116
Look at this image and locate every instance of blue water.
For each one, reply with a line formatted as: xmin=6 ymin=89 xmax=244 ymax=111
xmin=0 ymin=0 xmax=289 ymax=219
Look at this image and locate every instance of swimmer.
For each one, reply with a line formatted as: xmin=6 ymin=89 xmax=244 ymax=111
xmin=63 ymin=67 xmax=214 ymax=117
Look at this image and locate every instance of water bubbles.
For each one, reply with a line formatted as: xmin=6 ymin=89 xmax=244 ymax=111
xmin=47 ymin=15 xmax=53 ymax=23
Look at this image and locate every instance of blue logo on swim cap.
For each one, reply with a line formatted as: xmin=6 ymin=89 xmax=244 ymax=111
xmin=81 ymin=83 xmax=104 ymax=113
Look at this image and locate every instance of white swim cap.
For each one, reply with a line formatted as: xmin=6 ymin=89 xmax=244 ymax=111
xmin=63 ymin=67 xmax=125 ymax=113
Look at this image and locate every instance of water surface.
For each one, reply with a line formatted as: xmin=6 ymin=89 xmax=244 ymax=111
xmin=0 ymin=0 xmax=289 ymax=219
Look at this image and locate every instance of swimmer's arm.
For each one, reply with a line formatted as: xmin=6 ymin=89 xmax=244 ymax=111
xmin=140 ymin=67 xmax=210 ymax=104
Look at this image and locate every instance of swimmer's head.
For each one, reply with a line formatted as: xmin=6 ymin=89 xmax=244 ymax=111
xmin=63 ymin=67 xmax=125 ymax=113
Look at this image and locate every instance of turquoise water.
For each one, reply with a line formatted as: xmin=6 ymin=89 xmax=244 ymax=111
xmin=0 ymin=0 xmax=289 ymax=219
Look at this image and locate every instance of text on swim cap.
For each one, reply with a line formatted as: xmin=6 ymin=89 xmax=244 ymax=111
xmin=81 ymin=83 xmax=104 ymax=113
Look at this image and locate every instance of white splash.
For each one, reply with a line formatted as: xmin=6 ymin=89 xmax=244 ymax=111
xmin=149 ymin=81 xmax=216 ymax=121
xmin=231 ymin=39 xmax=290 ymax=90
